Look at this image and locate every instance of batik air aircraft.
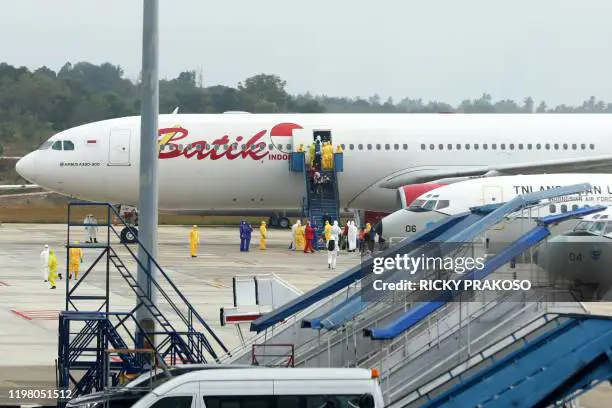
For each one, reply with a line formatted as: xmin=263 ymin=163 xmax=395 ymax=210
xmin=13 ymin=112 xmax=612 ymax=240
xmin=377 ymin=174 xmax=612 ymax=242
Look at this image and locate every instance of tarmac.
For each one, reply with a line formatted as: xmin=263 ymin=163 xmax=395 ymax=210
xmin=0 ymin=223 xmax=611 ymax=406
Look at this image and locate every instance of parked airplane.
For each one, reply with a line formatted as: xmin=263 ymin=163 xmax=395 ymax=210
xmin=15 ymin=113 xmax=612 ymax=242
xmin=535 ymin=207 xmax=612 ymax=300
xmin=377 ymin=174 xmax=612 ymax=242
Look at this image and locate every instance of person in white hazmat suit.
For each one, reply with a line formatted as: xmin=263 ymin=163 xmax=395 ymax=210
xmin=290 ymin=220 xmax=300 ymax=251
xmin=84 ymin=214 xmax=98 ymax=243
xmin=327 ymin=220 xmax=342 ymax=269
xmin=348 ymin=220 xmax=358 ymax=252
xmin=40 ymin=244 xmax=49 ymax=282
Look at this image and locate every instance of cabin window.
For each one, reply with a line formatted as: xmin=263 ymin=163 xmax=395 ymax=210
xmin=349 ymin=144 xmax=354 ymax=150
xmin=518 ymin=144 xmax=523 ymax=150
xmin=340 ymin=144 xmax=345 ymax=150
xmin=508 ymin=143 xmax=513 ymax=150
xmin=572 ymin=204 xmax=579 ymax=211
xmin=554 ymin=143 xmax=559 ymax=150
xmin=421 ymin=144 xmax=426 ymax=150
xmin=572 ymin=144 xmax=577 ymax=150
xmin=491 ymin=144 xmax=497 ymax=150
xmin=403 ymin=144 xmax=408 ymax=150
xmin=384 ymin=143 xmax=390 ymax=150
xmin=465 ymin=144 xmax=470 ymax=150
xmin=358 ymin=144 xmax=363 ymax=150
xmin=376 ymin=144 xmax=382 ymax=150
xmin=549 ymin=204 xmax=556 ymax=213
xmin=438 ymin=144 xmax=443 ymax=150
xmin=561 ymin=204 xmax=568 ymax=213
xmin=447 ymin=144 xmax=453 ymax=150
xmin=580 ymin=143 xmax=586 ymax=150
xmin=394 ymin=143 xmax=399 ymax=150
xmin=429 ymin=144 xmax=435 ymax=150
xmin=527 ymin=144 xmax=532 ymax=150
xmin=474 ymin=144 xmax=479 ymax=150
xmin=501 ymin=144 xmax=506 ymax=150
xmin=456 ymin=144 xmax=461 ymax=150
xmin=590 ymin=143 xmax=595 ymax=150
xmin=367 ymin=144 xmax=372 ymax=150
xmin=52 ymin=141 xmax=62 ymax=150
xmin=63 ymin=141 xmax=75 ymax=150
xmin=563 ymin=143 xmax=568 ymax=150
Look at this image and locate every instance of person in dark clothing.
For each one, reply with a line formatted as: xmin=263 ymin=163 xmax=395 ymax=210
xmin=322 ymin=212 xmax=331 ymax=226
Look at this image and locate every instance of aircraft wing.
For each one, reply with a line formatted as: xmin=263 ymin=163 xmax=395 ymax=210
xmin=380 ymin=154 xmax=612 ymax=188
xmin=0 ymin=184 xmax=40 ymax=190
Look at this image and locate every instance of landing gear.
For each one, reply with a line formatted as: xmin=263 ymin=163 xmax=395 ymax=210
xmin=278 ymin=217 xmax=290 ymax=229
xmin=120 ymin=226 xmax=138 ymax=244
xmin=268 ymin=214 xmax=291 ymax=229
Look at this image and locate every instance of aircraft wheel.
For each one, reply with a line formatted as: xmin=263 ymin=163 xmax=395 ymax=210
xmin=121 ymin=227 xmax=138 ymax=244
xmin=268 ymin=216 xmax=278 ymax=228
xmin=278 ymin=217 xmax=290 ymax=229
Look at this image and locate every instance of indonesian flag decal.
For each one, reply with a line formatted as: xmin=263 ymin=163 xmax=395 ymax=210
xmin=270 ymin=123 xmax=303 ymax=153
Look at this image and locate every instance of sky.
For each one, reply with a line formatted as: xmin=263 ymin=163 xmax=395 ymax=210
xmin=2 ymin=0 xmax=612 ymax=106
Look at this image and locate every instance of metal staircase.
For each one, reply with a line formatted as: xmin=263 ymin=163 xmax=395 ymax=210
xmin=389 ymin=313 xmax=612 ymax=408
xmin=290 ymin=150 xmax=343 ymax=249
xmin=57 ymin=202 xmax=230 ymax=404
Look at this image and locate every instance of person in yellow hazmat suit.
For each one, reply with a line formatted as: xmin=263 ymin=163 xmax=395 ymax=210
xmin=297 ymin=143 xmax=305 ymax=152
xmin=295 ymin=222 xmax=306 ymax=251
xmin=336 ymin=144 xmax=343 ymax=153
xmin=189 ymin=225 xmax=199 ymax=257
xmin=308 ymin=143 xmax=315 ymax=167
xmin=324 ymin=220 xmax=332 ymax=243
xmin=48 ymin=249 xmax=58 ymax=289
xmin=259 ymin=221 xmax=267 ymax=250
xmin=69 ymin=242 xmax=83 ymax=280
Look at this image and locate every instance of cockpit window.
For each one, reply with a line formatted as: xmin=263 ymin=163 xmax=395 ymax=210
xmin=588 ymin=222 xmax=605 ymax=235
xmin=436 ymin=200 xmax=450 ymax=210
xmin=38 ymin=141 xmax=53 ymax=150
xmin=574 ymin=221 xmax=592 ymax=231
xmin=51 ymin=141 xmax=62 ymax=150
xmin=407 ymin=199 xmax=426 ymax=210
xmin=63 ymin=140 xmax=75 ymax=150
xmin=422 ymin=200 xmax=437 ymax=210
xmin=604 ymin=223 xmax=612 ymax=237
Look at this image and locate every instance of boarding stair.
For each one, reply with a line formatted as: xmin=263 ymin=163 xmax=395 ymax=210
xmin=57 ymin=202 xmax=229 ymax=405
xmin=387 ymin=313 xmax=612 ymax=408
xmin=290 ymin=150 xmax=343 ymax=249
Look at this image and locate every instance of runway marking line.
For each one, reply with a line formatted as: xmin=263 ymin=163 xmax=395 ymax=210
xmin=10 ymin=309 xmax=60 ymax=320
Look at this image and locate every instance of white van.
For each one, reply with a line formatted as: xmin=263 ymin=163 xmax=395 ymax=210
xmin=130 ymin=367 xmax=384 ymax=408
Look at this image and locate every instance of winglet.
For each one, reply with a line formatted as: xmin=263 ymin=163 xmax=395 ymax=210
xmin=171 ymin=107 xmax=179 ymax=114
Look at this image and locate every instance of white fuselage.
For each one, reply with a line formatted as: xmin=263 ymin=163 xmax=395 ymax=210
xmin=15 ymin=113 xmax=612 ymax=214
xmin=379 ymin=174 xmax=612 ymax=241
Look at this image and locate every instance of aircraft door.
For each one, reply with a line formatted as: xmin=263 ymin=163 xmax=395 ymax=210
xmin=108 ymin=129 xmax=131 ymax=166
xmin=482 ymin=185 xmax=503 ymax=205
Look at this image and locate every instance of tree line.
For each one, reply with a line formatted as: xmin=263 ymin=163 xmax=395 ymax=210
xmin=1 ymin=61 xmax=612 ymax=156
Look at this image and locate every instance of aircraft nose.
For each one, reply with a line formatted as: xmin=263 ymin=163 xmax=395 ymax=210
xmin=15 ymin=153 xmax=37 ymax=183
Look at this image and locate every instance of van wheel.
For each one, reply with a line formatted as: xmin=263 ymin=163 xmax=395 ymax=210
xmin=278 ymin=217 xmax=290 ymax=229
xmin=121 ymin=227 xmax=138 ymax=244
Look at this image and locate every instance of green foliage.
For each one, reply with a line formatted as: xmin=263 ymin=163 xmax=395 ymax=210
xmin=2 ymin=60 xmax=612 ymax=159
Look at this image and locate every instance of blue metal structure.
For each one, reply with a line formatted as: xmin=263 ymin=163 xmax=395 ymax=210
xmin=58 ymin=202 xmax=229 ymax=401
xmin=290 ymin=151 xmax=343 ymax=249
xmin=412 ymin=313 xmax=612 ymax=408
xmin=304 ymin=196 xmax=601 ymax=332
